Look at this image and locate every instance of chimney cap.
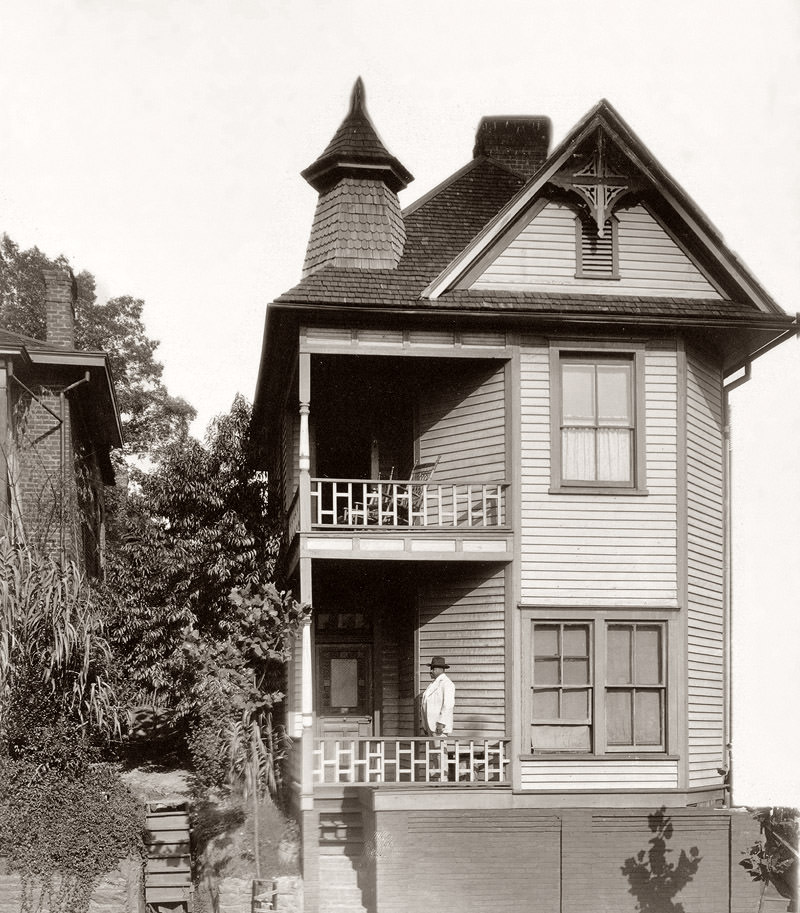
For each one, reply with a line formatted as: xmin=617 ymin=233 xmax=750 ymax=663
xmin=302 ymin=78 xmax=413 ymax=194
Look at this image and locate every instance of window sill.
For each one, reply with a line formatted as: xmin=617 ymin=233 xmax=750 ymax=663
xmin=573 ymin=273 xmax=620 ymax=281
xmin=521 ymin=753 xmax=678 ymax=761
xmin=549 ymin=486 xmax=649 ymax=497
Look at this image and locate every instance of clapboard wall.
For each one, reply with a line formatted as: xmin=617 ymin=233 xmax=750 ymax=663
xmin=519 ymin=338 xmax=679 ymax=605
xmin=471 ymin=201 xmax=722 ymax=298
xmin=416 ymin=360 xmax=506 ymax=484
xmin=685 ymin=347 xmax=726 ymax=788
xmin=417 ymin=564 xmax=506 ymax=738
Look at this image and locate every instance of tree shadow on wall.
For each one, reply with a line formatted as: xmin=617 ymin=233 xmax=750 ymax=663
xmin=621 ymin=807 xmax=702 ymax=913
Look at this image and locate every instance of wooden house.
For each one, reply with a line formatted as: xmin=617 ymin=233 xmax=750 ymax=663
xmin=251 ymin=81 xmax=796 ymax=913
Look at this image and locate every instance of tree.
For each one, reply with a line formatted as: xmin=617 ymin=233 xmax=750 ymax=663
xmin=0 ymin=233 xmax=195 ymax=454
xmin=104 ymin=395 xmax=307 ymax=794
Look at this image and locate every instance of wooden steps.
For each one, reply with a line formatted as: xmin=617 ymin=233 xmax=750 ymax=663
xmin=145 ymin=799 xmax=193 ymax=912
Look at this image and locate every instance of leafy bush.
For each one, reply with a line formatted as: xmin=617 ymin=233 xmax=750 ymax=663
xmin=740 ymin=806 xmax=798 ymax=902
xmin=0 ymin=758 xmax=144 ymax=913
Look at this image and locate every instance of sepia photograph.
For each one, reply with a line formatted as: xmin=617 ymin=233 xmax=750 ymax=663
xmin=0 ymin=1 xmax=797 ymax=911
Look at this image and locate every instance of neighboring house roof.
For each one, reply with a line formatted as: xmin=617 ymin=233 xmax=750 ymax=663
xmin=0 ymin=324 xmax=123 ymax=452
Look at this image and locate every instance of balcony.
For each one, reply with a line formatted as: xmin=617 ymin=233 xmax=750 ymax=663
xmin=310 ymin=478 xmax=507 ymax=528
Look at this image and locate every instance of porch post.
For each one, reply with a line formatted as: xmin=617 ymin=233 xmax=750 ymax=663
xmin=298 ymin=352 xmax=311 ymax=532
xmin=299 ymin=554 xmax=314 ymax=805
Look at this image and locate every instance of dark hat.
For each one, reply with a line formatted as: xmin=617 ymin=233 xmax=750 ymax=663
xmin=429 ymin=655 xmax=450 ymax=669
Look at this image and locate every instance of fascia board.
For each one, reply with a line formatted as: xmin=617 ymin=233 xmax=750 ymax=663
xmin=28 ymin=349 xmax=108 ymax=368
xmin=598 ymin=118 xmax=783 ymax=315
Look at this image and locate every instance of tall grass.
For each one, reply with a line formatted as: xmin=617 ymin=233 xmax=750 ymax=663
xmin=0 ymin=537 xmax=119 ymax=749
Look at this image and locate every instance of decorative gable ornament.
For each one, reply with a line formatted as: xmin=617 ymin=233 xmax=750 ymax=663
xmin=549 ymin=131 xmax=645 ymax=236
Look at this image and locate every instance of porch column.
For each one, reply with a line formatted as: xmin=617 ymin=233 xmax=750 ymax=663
xmin=299 ymin=554 xmax=314 ymax=807
xmin=298 ymin=352 xmax=311 ymax=532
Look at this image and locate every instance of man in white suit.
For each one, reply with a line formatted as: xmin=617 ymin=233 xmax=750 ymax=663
xmin=421 ymin=656 xmax=455 ymax=780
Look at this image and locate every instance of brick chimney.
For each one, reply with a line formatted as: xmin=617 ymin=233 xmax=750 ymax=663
xmin=42 ymin=268 xmax=77 ymax=348
xmin=473 ymin=116 xmax=552 ymax=180
xmin=301 ymin=79 xmax=413 ymax=276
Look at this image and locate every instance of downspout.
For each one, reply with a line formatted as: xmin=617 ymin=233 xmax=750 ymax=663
xmin=59 ymin=372 xmax=91 ymax=564
xmin=722 ymin=362 xmax=752 ymax=807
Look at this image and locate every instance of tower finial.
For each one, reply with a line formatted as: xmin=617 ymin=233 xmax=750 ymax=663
xmin=350 ymin=77 xmax=365 ymax=114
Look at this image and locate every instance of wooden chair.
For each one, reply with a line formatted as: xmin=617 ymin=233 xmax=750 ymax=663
xmin=406 ymin=456 xmax=439 ymax=525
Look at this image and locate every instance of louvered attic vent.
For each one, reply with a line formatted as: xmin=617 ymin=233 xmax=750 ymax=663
xmin=576 ymin=217 xmax=618 ymax=278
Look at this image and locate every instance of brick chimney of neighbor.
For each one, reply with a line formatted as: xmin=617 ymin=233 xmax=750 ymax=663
xmin=42 ymin=268 xmax=77 ymax=349
xmin=301 ymin=79 xmax=413 ymax=277
xmin=473 ymin=116 xmax=552 ymax=180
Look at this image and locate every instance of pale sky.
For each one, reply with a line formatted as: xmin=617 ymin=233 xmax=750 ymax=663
xmin=0 ymin=0 xmax=797 ymax=806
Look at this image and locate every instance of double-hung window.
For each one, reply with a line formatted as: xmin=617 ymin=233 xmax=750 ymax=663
xmin=527 ymin=618 xmax=667 ymax=754
xmin=550 ymin=344 xmax=646 ymax=492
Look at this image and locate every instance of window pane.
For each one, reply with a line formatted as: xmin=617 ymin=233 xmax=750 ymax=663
xmin=563 ymin=658 xmax=590 ymax=684
xmin=534 ymin=625 xmax=559 ymax=656
xmin=635 ymin=626 xmax=662 ymax=684
xmin=532 ymin=689 xmax=559 ymax=719
xmin=563 ymin=625 xmax=589 ymax=657
xmin=635 ymin=690 xmax=663 ymax=745
xmin=562 ymin=428 xmax=596 ymax=480
xmin=532 ymin=725 xmax=591 ymax=751
xmin=562 ymin=689 xmax=590 ymax=720
xmin=562 ymin=363 xmax=595 ymax=423
xmin=597 ymin=363 xmax=631 ymax=425
xmin=607 ymin=625 xmax=632 ymax=685
xmin=606 ymin=689 xmax=633 ymax=745
xmin=330 ymin=657 xmax=359 ymax=709
xmin=534 ymin=658 xmax=560 ymax=685
xmin=596 ymin=428 xmax=631 ymax=482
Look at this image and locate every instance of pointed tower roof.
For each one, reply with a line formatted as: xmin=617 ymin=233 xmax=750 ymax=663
xmin=301 ymin=78 xmax=413 ymax=193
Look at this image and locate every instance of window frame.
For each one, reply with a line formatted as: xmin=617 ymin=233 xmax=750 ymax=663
xmin=549 ymin=341 xmax=647 ymax=495
xmin=521 ymin=609 xmax=674 ymax=758
xmin=574 ymin=214 xmax=620 ymax=280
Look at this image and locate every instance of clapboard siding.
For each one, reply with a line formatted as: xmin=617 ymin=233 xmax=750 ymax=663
xmin=520 ymin=345 xmax=679 ymax=604
xmin=417 ymin=362 xmax=505 ymax=484
xmin=520 ymin=759 xmax=679 ymax=790
xmin=686 ymin=348 xmax=725 ymax=787
xmin=381 ymin=613 xmax=415 ymax=737
xmin=417 ymin=566 xmax=505 ymax=738
xmin=471 ymin=201 xmax=721 ymax=298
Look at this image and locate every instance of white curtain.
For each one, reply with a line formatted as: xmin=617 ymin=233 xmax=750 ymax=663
xmin=563 ymin=427 xmax=631 ymax=481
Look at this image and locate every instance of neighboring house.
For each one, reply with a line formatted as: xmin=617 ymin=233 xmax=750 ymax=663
xmin=251 ymin=81 xmax=797 ymax=913
xmin=0 ymin=268 xmax=121 ymax=574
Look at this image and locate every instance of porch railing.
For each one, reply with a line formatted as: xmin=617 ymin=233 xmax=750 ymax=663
xmin=310 ymin=479 xmax=507 ymax=528
xmin=313 ymin=737 xmax=510 ymax=785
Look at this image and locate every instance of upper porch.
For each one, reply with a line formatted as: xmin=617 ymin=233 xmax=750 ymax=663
xmin=277 ymin=346 xmax=514 ymax=566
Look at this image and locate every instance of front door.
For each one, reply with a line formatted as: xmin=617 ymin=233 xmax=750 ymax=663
xmin=316 ymin=642 xmax=373 ymax=738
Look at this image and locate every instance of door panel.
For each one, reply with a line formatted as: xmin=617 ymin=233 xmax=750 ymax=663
xmin=317 ymin=643 xmax=373 ymax=737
